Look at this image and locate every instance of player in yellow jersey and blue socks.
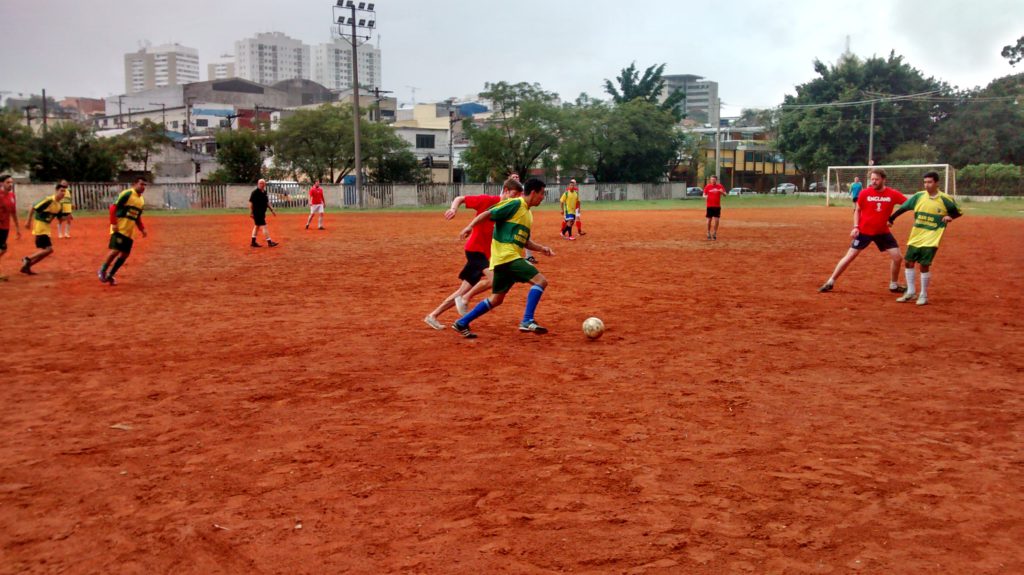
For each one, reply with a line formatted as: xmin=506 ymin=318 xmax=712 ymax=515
xmin=98 ymin=178 xmax=148 ymax=286
xmin=888 ymin=171 xmax=962 ymax=306
xmin=452 ymin=178 xmax=555 ymax=339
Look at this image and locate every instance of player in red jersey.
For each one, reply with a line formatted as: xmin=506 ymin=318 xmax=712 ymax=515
xmin=305 ymin=180 xmax=326 ymax=230
xmin=703 ymin=176 xmax=725 ymax=240
xmin=423 ymin=177 xmax=523 ymax=330
xmin=0 ymin=175 xmax=22 ymax=281
xmin=819 ymin=168 xmax=908 ymax=293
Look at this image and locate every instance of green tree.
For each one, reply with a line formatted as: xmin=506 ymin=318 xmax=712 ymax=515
xmin=32 ymin=123 xmax=121 ymax=181
xmin=778 ymin=52 xmax=951 ymax=176
xmin=1002 ymin=36 xmax=1024 ymax=66
xmin=0 ymin=111 xmax=36 ymax=173
xmin=211 ymin=128 xmax=265 ymax=183
xmin=929 ymin=74 xmax=1024 ymax=167
xmin=604 ymin=63 xmax=686 ymax=120
xmin=461 ymin=82 xmax=563 ymax=181
xmin=884 ymin=141 xmax=939 ymax=165
xmin=272 ymin=104 xmax=353 ymax=182
xmin=115 ymin=119 xmax=170 ymax=173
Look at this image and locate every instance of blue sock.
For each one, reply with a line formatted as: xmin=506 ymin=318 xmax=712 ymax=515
xmin=458 ymin=299 xmax=492 ymax=326
xmin=522 ymin=285 xmax=545 ymax=324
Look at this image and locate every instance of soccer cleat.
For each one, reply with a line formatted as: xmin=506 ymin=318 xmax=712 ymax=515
xmin=452 ymin=321 xmax=477 ymax=339
xmin=97 ymin=268 xmax=108 ymax=283
xmin=318 ymin=227 xmax=326 ymax=230
xmin=818 ymin=281 xmax=834 ymax=293
xmin=20 ymin=257 xmax=35 ymax=275
xmin=518 ymin=320 xmax=548 ymax=335
xmin=712 ymin=234 xmax=717 ymax=241
xmin=916 ymin=295 xmax=928 ymax=306
xmin=889 ymin=284 xmax=908 ymax=293
xmin=706 ymin=233 xmax=711 ymax=240
xmin=251 ymin=240 xmax=262 ymax=248
xmin=107 ymin=276 xmax=117 ymax=286
xmin=454 ymin=295 xmax=468 ymax=316
xmin=578 ymin=231 xmax=586 ymax=236
xmin=423 ymin=315 xmax=445 ymax=331
xmin=896 ymin=292 xmax=917 ymax=303
xmin=305 ymin=224 xmax=310 ymax=230
xmin=267 ymin=240 xmax=279 ymax=247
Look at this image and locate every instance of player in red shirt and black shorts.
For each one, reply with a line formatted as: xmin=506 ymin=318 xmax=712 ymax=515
xmin=0 ymin=175 xmax=22 ymax=281
xmin=819 ymin=168 xmax=908 ymax=293
xmin=423 ymin=177 xmax=522 ymax=330
xmin=703 ymin=176 xmax=725 ymax=240
xmin=305 ymin=180 xmax=326 ymax=230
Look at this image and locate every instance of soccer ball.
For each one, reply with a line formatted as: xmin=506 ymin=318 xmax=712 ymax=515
xmin=582 ymin=317 xmax=604 ymax=340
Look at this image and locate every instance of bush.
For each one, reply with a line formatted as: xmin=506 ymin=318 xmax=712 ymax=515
xmin=957 ymin=164 xmax=1023 ymax=196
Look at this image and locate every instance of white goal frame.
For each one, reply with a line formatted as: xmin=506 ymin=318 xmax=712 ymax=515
xmin=825 ymin=164 xmax=956 ymax=207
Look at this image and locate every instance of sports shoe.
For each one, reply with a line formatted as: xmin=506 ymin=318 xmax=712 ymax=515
xmin=452 ymin=321 xmax=477 ymax=339
xmin=305 ymin=224 xmax=310 ymax=230
xmin=896 ymin=292 xmax=917 ymax=303
xmin=318 ymin=227 xmax=325 ymax=230
xmin=525 ymin=256 xmax=538 ymax=264
xmin=423 ymin=315 xmax=445 ymax=330
xmin=889 ymin=284 xmax=907 ymax=293
xmin=706 ymin=233 xmax=712 ymax=240
xmin=818 ymin=281 xmax=834 ymax=293
xmin=568 ymin=236 xmax=576 ymax=241
xmin=20 ymin=257 xmax=34 ymax=275
xmin=267 ymin=240 xmax=279 ymax=247
xmin=578 ymin=231 xmax=586 ymax=236
xmin=712 ymin=234 xmax=717 ymax=241
xmin=518 ymin=320 xmax=548 ymax=334
xmin=107 ymin=276 xmax=117 ymax=286
xmin=251 ymin=240 xmax=262 ymax=248
xmin=916 ymin=295 xmax=928 ymax=306
xmin=454 ymin=295 xmax=468 ymax=316
xmin=97 ymin=268 xmax=108 ymax=283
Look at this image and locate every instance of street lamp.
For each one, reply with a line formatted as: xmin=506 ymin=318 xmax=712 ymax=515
xmin=332 ymin=0 xmax=377 ymax=207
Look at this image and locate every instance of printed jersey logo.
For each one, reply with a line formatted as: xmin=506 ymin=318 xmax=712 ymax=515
xmin=865 ymin=196 xmax=892 ymax=203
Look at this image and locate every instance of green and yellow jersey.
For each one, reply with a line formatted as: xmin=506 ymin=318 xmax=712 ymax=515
xmin=31 ymin=195 xmax=62 ymax=236
xmin=488 ymin=197 xmax=533 ymax=268
xmin=112 ymin=188 xmax=145 ymax=238
xmin=891 ymin=190 xmax=962 ymax=248
xmin=560 ymin=190 xmax=579 ymax=216
xmin=59 ymin=189 xmax=74 ymax=214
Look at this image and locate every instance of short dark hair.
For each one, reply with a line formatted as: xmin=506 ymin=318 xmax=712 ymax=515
xmin=135 ymin=177 xmax=147 ymax=184
xmin=923 ymin=171 xmax=940 ymax=182
xmin=524 ymin=178 xmax=546 ymax=194
xmin=0 ymin=174 xmax=11 ymax=181
xmin=55 ymin=183 xmax=67 ymax=190
xmin=869 ymin=168 xmax=887 ymax=179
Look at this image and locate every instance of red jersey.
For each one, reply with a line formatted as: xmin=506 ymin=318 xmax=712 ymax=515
xmin=464 ymin=194 xmax=501 ymax=255
xmin=309 ymin=186 xmax=324 ymax=205
xmin=857 ymin=186 xmax=907 ymax=235
xmin=0 ymin=191 xmax=15 ymax=230
xmin=704 ymin=184 xmax=725 ymax=208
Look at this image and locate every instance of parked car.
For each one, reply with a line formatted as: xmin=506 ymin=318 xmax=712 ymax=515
xmin=771 ymin=183 xmax=797 ymax=194
xmin=686 ymin=186 xmax=703 ymax=197
xmin=808 ymin=182 xmax=826 ymax=193
xmin=728 ymin=187 xmax=755 ymax=196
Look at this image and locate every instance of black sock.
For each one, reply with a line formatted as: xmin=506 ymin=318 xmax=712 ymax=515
xmin=108 ymin=256 xmax=127 ymax=278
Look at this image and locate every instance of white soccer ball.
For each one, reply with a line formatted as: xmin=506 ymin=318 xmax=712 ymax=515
xmin=582 ymin=317 xmax=605 ymax=340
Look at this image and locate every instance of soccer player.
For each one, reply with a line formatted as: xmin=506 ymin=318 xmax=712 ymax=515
xmin=703 ymin=175 xmax=725 ymax=240
xmin=451 ymin=178 xmax=555 ymax=339
xmin=249 ymin=179 xmax=279 ymax=247
xmin=97 ymin=178 xmax=148 ymax=285
xmin=21 ymin=183 xmax=67 ymax=275
xmin=818 ymin=168 xmax=908 ymax=294
xmin=422 ymin=179 xmax=519 ymax=330
xmin=559 ymin=181 xmax=580 ymax=240
xmin=55 ymin=179 xmax=74 ymax=238
xmin=568 ymin=179 xmax=585 ymax=236
xmin=850 ymin=175 xmax=863 ymax=205
xmin=0 ymin=174 xmax=22 ymax=281
xmin=888 ymin=171 xmax=963 ymax=306
xmin=305 ymin=180 xmax=326 ymax=230
xmin=509 ymin=172 xmax=538 ymax=264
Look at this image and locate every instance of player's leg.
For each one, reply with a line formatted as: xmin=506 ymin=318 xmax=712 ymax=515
xmin=317 ymin=207 xmax=324 ymax=229
xmin=250 ymin=225 xmax=262 ymax=247
xmin=453 ymin=264 xmax=513 ymax=337
xmin=706 ymin=216 xmax=712 ymax=239
xmin=98 ymin=248 xmax=120 ymax=281
xmin=23 ymin=235 xmax=54 ymax=273
xmin=105 ymin=249 xmax=130 ymax=284
xmin=456 ymin=268 xmax=493 ymax=313
xmin=519 ymin=265 xmax=549 ymax=334
xmin=576 ymin=212 xmax=584 ymax=235
xmin=64 ymin=217 xmax=71 ymax=238
xmin=0 ymin=230 xmax=8 ymax=280
xmin=882 ymin=240 xmax=905 ymax=292
xmin=819 ymin=245 xmax=863 ymax=291
xmin=425 ymin=280 xmax=473 ymax=329
xmin=305 ymin=207 xmax=314 ymax=229
xmin=915 ymin=249 xmax=937 ymax=305
xmin=263 ymin=223 xmax=278 ymax=247
xmin=712 ymin=215 xmax=721 ymax=239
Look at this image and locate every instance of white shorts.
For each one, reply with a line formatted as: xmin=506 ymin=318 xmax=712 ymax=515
xmin=309 ymin=204 xmax=325 ymax=214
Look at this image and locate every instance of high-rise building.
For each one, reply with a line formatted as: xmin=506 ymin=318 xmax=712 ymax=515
xmin=235 ymin=32 xmax=310 ymax=85
xmin=312 ymin=39 xmax=381 ymax=92
xmin=207 ymin=54 xmax=236 ymax=81
xmin=661 ymin=74 xmax=719 ymax=123
xmin=124 ymin=43 xmax=200 ymax=95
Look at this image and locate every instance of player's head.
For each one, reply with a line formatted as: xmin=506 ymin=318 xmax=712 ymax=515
xmin=502 ymin=177 xmax=524 ymax=198
xmin=54 ymin=181 xmax=68 ymax=200
xmin=315 ymin=180 xmax=321 ymax=186
xmin=570 ymin=178 xmax=577 ymax=188
xmin=508 ymin=172 xmax=520 ymax=182
xmin=134 ymin=177 xmax=148 ymax=193
xmin=523 ymin=178 xmax=546 ymax=207
xmin=869 ymin=168 xmax=887 ymax=190
xmin=709 ymin=175 xmax=718 ymax=183
xmin=923 ymin=171 xmax=940 ymax=193
xmin=854 ymin=176 xmax=861 ymax=182
xmin=258 ymin=178 xmax=267 ymax=190
xmin=1 ymin=174 xmax=13 ymax=191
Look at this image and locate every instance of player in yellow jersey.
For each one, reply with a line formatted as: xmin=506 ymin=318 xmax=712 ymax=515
xmin=559 ymin=181 xmax=580 ymax=240
xmin=97 ymin=178 xmax=148 ymax=286
xmin=20 ymin=183 xmax=66 ymax=275
xmin=451 ymin=178 xmax=555 ymax=338
xmin=55 ymin=179 xmax=74 ymax=238
xmin=887 ymin=171 xmax=962 ymax=306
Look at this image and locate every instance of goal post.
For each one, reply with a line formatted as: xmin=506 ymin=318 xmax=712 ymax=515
xmin=825 ymin=164 xmax=957 ymax=207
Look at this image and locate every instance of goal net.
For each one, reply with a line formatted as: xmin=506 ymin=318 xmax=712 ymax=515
xmin=824 ymin=164 xmax=956 ymax=207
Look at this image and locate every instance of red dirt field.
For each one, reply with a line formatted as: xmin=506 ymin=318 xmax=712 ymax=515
xmin=1 ymin=205 xmax=1022 ymax=574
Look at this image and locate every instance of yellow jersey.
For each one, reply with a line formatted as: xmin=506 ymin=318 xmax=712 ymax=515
xmin=31 ymin=195 xmax=62 ymax=236
xmin=893 ymin=191 xmax=963 ymax=248
xmin=560 ymin=190 xmax=579 ymax=215
xmin=112 ymin=188 xmax=146 ymax=238
xmin=488 ymin=197 xmax=533 ymax=268
xmin=59 ymin=190 xmax=74 ymax=214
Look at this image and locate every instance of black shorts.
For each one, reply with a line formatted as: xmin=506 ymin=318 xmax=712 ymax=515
xmin=458 ymin=251 xmax=490 ymax=285
xmin=56 ymin=213 xmax=70 ymax=220
xmin=35 ymin=234 xmax=52 ymax=249
xmin=851 ymin=232 xmax=898 ymax=252
xmin=253 ymin=213 xmax=268 ymax=226
xmin=0 ymin=228 xmax=7 ymax=251
xmin=706 ymin=207 xmax=721 ymax=218
xmin=108 ymin=232 xmax=134 ymax=255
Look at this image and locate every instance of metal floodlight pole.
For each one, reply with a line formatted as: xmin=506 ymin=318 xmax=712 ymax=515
xmin=867 ymin=100 xmax=875 ymax=166
xmin=333 ymin=0 xmax=376 ymax=208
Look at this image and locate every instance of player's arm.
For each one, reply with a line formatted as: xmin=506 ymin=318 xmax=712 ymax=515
xmin=109 ymin=204 xmax=118 ymax=225
xmin=942 ymin=196 xmax=963 ymax=222
xmin=850 ymin=205 xmax=861 ymax=238
xmin=458 ymin=209 xmax=491 ymax=239
xmin=888 ymin=194 xmax=918 ymax=225
xmin=11 ymin=204 xmax=20 ymax=238
xmin=248 ymin=200 xmax=255 ymax=219
xmin=136 ymin=215 xmax=147 ymax=238
xmin=525 ymin=238 xmax=554 ymax=257
xmin=25 ymin=206 xmax=33 ymax=230
xmin=444 ymin=195 xmax=467 ymax=220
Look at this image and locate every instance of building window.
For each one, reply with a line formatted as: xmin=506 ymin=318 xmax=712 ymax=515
xmin=171 ymin=121 xmax=179 ymax=129
xmin=196 ymin=119 xmax=209 ymax=127
xmin=415 ymin=134 xmax=435 ymax=149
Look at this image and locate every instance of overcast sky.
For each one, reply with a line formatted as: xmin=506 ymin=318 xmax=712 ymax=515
xmin=1 ymin=0 xmax=1020 ymax=115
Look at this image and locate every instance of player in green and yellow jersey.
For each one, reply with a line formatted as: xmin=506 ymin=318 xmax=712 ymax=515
xmin=20 ymin=183 xmax=67 ymax=275
xmin=56 ymin=179 xmax=74 ymax=239
xmin=559 ymin=182 xmax=580 ymax=240
xmin=451 ymin=178 xmax=555 ymax=338
xmin=97 ymin=178 xmax=148 ymax=286
xmin=888 ymin=171 xmax=962 ymax=306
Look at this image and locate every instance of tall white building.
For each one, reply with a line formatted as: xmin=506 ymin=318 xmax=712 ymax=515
xmin=661 ymin=74 xmax=719 ymax=123
xmin=235 ymin=32 xmax=310 ymax=85
xmin=207 ymin=54 xmax=236 ymax=81
xmin=124 ymin=43 xmax=200 ymax=95
xmin=313 ymin=39 xmax=381 ymax=92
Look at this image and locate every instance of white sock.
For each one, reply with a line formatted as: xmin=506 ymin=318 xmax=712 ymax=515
xmin=920 ymin=272 xmax=931 ymax=297
xmin=904 ymin=269 xmax=916 ymax=294
xmin=889 ymin=281 xmax=899 ymax=289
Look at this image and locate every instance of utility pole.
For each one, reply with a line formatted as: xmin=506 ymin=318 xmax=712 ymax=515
xmin=333 ymin=0 xmax=377 ymax=207
xmin=448 ymin=109 xmax=456 ymax=185
xmin=23 ymin=105 xmax=37 ymax=129
xmin=150 ymin=102 xmax=167 ymax=129
xmin=714 ymin=93 xmax=722 ymax=180
xmin=867 ymin=100 xmax=875 ymax=166
xmin=41 ymin=89 xmax=48 ymax=134
xmin=118 ymin=95 xmax=124 ymax=128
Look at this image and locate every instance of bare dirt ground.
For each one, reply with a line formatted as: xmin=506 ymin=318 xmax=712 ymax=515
xmin=1 ymin=205 xmax=1022 ymax=574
